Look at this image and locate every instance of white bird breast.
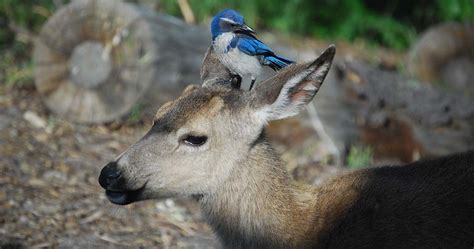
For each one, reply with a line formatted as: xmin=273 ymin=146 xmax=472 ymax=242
xmin=213 ymin=33 xmax=262 ymax=79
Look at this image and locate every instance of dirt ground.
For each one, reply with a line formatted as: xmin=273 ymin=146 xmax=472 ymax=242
xmin=0 ymin=83 xmax=345 ymax=248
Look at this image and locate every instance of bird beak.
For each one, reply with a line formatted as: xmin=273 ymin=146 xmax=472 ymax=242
xmin=238 ymin=23 xmax=256 ymax=35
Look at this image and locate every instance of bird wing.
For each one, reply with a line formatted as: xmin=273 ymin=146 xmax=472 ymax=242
xmin=234 ymin=36 xmax=275 ymax=56
xmin=232 ymin=35 xmax=294 ymax=71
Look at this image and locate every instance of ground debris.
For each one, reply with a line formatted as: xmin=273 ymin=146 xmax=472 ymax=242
xmin=22 ymin=111 xmax=47 ymax=129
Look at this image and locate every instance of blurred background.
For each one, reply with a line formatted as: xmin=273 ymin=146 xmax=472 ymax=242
xmin=1 ymin=0 xmax=473 ymax=248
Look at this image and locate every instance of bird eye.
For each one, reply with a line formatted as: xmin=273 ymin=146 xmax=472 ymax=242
xmin=181 ymin=134 xmax=208 ymax=147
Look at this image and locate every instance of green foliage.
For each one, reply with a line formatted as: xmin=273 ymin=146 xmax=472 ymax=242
xmin=347 ymin=145 xmax=373 ymax=169
xmin=0 ymin=0 xmax=56 ymax=50
xmin=0 ymin=53 xmax=34 ymax=88
xmin=0 ymin=0 xmax=472 ymax=53
xmin=0 ymin=1 xmax=60 ymax=89
xmin=437 ymin=0 xmax=474 ymax=21
xmin=127 ymin=102 xmax=146 ymax=124
xmin=160 ymin=0 xmax=472 ymax=50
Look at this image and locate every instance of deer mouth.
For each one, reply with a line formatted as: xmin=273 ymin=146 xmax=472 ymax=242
xmin=105 ymin=184 xmax=146 ymax=205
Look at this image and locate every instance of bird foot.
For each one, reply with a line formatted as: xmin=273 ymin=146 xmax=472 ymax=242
xmin=249 ymin=78 xmax=256 ymax=91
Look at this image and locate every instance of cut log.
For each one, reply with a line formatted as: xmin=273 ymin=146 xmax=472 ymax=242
xmin=408 ymin=22 xmax=474 ymax=91
xmin=33 ymin=0 xmax=209 ymax=123
xmin=314 ymin=59 xmax=474 ymax=163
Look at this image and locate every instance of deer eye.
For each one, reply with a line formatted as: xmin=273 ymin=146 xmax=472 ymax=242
xmin=181 ymin=135 xmax=208 ymax=147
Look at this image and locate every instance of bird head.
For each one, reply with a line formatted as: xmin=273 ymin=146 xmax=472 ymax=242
xmin=211 ymin=9 xmax=255 ymax=40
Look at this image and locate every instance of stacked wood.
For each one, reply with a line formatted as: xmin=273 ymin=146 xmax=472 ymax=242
xmin=33 ymin=2 xmax=473 ymax=163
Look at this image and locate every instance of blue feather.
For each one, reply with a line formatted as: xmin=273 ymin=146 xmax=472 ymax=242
xmin=231 ymin=36 xmax=293 ymax=70
xmin=236 ymin=36 xmax=272 ymax=56
xmin=263 ymin=55 xmax=293 ymax=70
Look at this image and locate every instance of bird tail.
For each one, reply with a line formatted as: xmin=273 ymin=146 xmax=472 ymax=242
xmin=264 ymin=55 xmax=294 ymax=71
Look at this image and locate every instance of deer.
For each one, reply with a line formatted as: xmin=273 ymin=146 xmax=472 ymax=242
xmin=99 ymin=45 xmax=474 ymax=249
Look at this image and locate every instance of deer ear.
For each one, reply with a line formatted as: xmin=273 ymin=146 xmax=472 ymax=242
xmin=253 ymin=45 xmax=335 ymax=123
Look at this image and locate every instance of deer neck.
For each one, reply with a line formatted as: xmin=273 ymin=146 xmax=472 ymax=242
xmin=199 ymin=132 xmax=317 ymax=248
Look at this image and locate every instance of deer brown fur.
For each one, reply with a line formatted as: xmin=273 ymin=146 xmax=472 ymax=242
xmin=99 ymin=45 xmax=474 ymax=249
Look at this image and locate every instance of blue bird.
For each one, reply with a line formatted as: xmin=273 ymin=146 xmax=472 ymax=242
xmin=210 ymin=9 xmax=294 ymax=90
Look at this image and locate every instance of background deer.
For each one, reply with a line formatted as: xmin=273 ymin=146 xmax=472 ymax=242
xmin=99 ymin=45 xmax=474 ymax=249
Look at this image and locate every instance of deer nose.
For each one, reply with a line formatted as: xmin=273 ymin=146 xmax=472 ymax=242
xmin=99 ymin=162 xmax=122 ymax=189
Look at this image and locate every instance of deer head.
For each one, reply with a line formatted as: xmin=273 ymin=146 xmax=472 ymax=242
xmin=98 ymin=45 xmax=335 ymax=205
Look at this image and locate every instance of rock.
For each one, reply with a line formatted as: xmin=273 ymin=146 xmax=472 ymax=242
xmin=23 ymin=111 xmax=47 ymax=129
